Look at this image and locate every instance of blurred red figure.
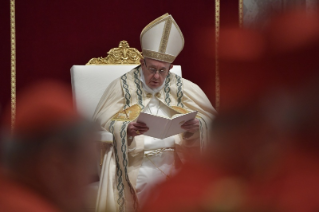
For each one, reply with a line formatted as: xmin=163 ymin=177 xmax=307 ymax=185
xmin=0 ymin=81 xmax=98 ymax=212
xmin=142 ymin=9 xmax=319 ymax=212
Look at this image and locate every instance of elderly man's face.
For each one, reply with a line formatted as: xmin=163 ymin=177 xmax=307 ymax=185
xmin=141 ymin=58 xmax=173 ymax=89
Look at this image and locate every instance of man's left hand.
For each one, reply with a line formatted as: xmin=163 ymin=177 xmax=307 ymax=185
xmin=181 ymin=118 xmax=199 ymax=133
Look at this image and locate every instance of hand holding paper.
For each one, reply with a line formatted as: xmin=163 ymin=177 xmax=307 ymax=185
xmin=127 ymin=122 xmax=149 ymax=137
xmin=181 ymin=118 xmax=200 ymax=133
xmin=136 ymin=111 xmax=198 ymax=139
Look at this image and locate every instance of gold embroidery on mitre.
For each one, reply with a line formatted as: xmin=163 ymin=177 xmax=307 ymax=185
xmin=142 ymin=49 xmax=175 ymax=63
xmin=159 ymin=17 xmax=172 ymax=53
xmin=112 ymin=104 xmax=142 ymax=121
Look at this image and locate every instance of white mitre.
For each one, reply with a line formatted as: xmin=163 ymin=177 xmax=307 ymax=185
xmin=140 ymin=13 xmax=184 ymax=63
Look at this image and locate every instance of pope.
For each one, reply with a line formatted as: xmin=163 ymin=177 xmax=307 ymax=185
xmin=93 ymin=13 xmax=216 ymax=212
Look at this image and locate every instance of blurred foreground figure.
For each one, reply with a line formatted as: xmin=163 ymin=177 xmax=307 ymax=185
xmin=0 ymin=81 xmax=98 ymax=212
xmin=142 ymin=9 xmax=319 ymax=212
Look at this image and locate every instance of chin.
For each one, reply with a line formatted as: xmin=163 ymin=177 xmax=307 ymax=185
xmin=148 ymin=83 xmax=160 ymax=89
xmin=150 ymin=85 xmax=160 ymax=89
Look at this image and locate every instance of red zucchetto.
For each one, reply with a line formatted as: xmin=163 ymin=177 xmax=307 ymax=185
xmin=2 ymin=80 xmax=80 ymax=138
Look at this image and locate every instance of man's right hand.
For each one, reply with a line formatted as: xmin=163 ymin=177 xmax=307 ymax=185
xmin=127 ymin=122 xmax=149 ymax=137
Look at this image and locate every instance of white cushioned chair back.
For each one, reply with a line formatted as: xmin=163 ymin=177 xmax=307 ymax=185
xmin=70 ymin=65 xmax=182 ymax=119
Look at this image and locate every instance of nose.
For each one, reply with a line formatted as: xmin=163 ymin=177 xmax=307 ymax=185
xmin=154 ymin=71 xmax=160 ymax=78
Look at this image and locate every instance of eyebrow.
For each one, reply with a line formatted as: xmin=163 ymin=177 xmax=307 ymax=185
xmin=149 ymin=66 xmax=167 ymax=70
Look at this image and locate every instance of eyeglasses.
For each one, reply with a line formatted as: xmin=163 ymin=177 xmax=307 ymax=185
xmin=144 ymin=59 xmax=168 ymax=76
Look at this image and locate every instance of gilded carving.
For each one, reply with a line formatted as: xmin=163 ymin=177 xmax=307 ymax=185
xmin=87 ymin=40 xmax=143 ymax=65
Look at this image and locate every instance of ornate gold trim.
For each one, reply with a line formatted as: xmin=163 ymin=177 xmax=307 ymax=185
xmin=142 ymin=49 xmax=175 ymax=63
xmin=170 ymin=106 xmax=189 ymax=114
xmin=239 ymin=0 xmax=244 ymax=28
xmin=215 ymin=0 xmax=220 ymax=111
xmin=86 ymin=41 xmax=143 ymax=65
xmin=10 ymin=0 xmax=16 ymax=132
xmin=159 ymin=17 xmax=172 ymax=53
xmin=111 ymin=104 xmax=142 ymax=121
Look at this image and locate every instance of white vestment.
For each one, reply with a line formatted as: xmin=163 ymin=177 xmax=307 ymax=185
xmin=93 ymin=66 xmax=216 ymax=212
xmin=135 ymin=70 xmax=179 ymax=206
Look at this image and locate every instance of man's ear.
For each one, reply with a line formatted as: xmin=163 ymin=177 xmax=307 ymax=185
xmin=140 ymin=58 xmax=144 ymax=65
xmin=169 ymin=64 xmax=173 ymax=70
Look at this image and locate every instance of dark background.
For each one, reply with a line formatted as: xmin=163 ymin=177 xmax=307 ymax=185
xmin=0 ymin=0 xmax=239 ymax=122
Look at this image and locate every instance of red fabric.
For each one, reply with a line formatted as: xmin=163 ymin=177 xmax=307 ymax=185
xmin=265 ymin=9 xmax=319 ymax=89
xmin=217 ymin=28 xmax=269 ymax=113
xmin=2 ymin=80 xmax=79 ymax=137
xmin=0 ymin=0 xmax=11 ymax=121
xmin=0 ymin=172 xmax=60 ymax=212
xmin=142 ymin=149 xmax=319 ymax=212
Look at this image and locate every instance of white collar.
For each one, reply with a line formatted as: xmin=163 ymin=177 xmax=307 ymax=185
xmin=139 ymin=67 xmax=165 ymax=94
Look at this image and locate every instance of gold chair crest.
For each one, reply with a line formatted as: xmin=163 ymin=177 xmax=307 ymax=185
xmin=87 ymin=40 xmax=143 ymax=65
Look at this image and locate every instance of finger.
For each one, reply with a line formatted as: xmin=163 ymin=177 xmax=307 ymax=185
xmin=134 ymin=122 xmax=148 ymax=127
xmin=129 ymin=122 xmax=147 ymax=128
xmin=182 ymin=126 xmax=194 ymax=132
xmin=134 ymin=130 xmax=143 ymax=136
xmin=138 ymin=128 xmax=148 ymax=133
xmin=188 ymin=129 xmax=199 ymax=133
xmin=181 ymin=123 xmax=196 ymax=127
xmin=181 ymin=123 xmax=198 ymax=128
xmin=135 ymin=126 xmax=149 ymax=131
xmin=136 ymin=128 xmax=149 ymax=132
xmin=128 ymin=124 xmax=148 ymax=131
xmin=182 ymin=120 xmax=194 ymax=124
xmin=184 ymin=128 xmax=198 ymax=133
xmin=131 ymin=128 xmax=149 ymax=135
xmin=134 ymin=124 xmax=148 ymax=129
xmin=181 ymin=120 xmax=197 ymax=126
xmin=181 ymin=125 xmax=199 ymax=131
xmin=129 ymin=130 xmax=139 ymax=136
